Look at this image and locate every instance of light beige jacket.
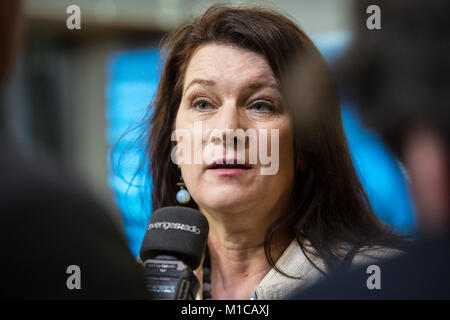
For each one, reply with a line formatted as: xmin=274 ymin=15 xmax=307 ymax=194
xmin=253 ymin=239 xmax=402 ymax=299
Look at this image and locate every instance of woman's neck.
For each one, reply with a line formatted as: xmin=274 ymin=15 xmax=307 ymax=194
xmin=204 ymin=221 xmax=289 ymax=300
xmin=197 ymin=197 xmax=292 ymax=299
xmin=207 ymin=232 xmax=268 ymax=299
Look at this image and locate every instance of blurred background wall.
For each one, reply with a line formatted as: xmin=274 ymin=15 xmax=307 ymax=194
xmin=0 ymin=0 xmax=415 ymax=256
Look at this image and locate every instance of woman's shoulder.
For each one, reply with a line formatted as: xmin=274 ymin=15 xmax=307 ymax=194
xmin=289 ymin=239 xmax=405 ymax=267
xmin=255 ymin=239 xmax=404 ymax=299
xmin=337 ymin=243 xmax=405 ymax=268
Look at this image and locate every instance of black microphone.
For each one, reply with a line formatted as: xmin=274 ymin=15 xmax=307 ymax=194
xmin=139 ymin=206 xmax=209 ymax=300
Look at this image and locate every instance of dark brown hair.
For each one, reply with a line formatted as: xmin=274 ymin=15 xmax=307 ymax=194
xmin=133 ymin=4 xmax=406 ymax=276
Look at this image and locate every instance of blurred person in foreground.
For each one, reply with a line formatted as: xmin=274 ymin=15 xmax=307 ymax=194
xmin=0 ymin=1 xmax=146 ymax=299
xmin=289 ymin=0 xmax=449 ymax=299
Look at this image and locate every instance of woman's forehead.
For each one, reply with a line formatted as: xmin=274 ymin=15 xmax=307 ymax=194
xmin=183 ymin=43 xmax=278 ymax=92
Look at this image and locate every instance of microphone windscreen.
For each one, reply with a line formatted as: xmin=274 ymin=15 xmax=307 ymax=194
xmin=139 ymin=206 xmax=209 ymax=270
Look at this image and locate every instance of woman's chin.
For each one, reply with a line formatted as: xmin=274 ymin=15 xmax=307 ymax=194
xmin=196 ymin=187 xmax=254 ymax=212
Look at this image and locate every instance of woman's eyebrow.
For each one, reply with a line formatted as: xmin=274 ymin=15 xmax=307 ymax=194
xmin=183 ymin=78 xmax=280 ymax=94
xmin=247 ymin=80 xmax=279 ymax=91
xmin=184 ymin=79 xmax=216 ymax=93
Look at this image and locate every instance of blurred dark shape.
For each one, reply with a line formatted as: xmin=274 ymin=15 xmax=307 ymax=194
xmin=0 ymin=1 xmax=147 ymax=299
xmin=338 ymin=0 xmax=449 ymax=235
xmin=0 ymin=1 xmax=23 ymax=83
xmin=289 ymin=0 xmax=449 ymax=299
xmin=339 ymin=0 xmax=450 ymax=156
xmin=0 ymin=151 xmax=147 ymax=299
xmin=290 ymin=231 xmax=450 ymax=299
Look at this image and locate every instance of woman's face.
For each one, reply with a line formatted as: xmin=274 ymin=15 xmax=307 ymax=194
xmin=175 ymin=43 xmax=294 ymax=220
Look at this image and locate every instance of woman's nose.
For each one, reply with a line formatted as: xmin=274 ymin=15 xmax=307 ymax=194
xmin=209 ymin=102 xmax=246 ymax=147
xmin=214 ymin=101 xmax=242 ymax=131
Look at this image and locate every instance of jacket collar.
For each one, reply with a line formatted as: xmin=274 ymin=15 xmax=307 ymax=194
xmin=255 ymin=239 xmax=325 ymax=299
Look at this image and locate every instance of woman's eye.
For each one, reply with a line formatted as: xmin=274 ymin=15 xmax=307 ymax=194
xmin=249 ymin=102 xmax=274 ymax=113
xmin=192 ymin=99 xmax=213 ymax=111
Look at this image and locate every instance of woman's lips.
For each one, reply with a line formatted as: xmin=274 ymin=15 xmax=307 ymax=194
xmin=206 ymin=158 xmax=252 ymax=175
xmin=207 ymin=168 xmax=250 ymax=176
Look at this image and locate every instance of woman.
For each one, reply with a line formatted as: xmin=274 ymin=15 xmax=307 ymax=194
xmin=136 ymin=5 xmax=406 ymax=299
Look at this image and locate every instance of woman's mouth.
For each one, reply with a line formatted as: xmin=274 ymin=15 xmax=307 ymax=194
xmin=206 ymin=160 xmax=252 ymax=176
